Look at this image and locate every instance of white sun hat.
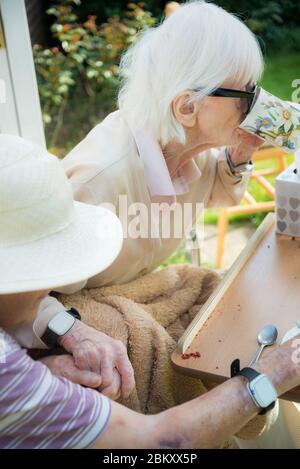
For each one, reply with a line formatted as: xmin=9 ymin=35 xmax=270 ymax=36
xmin=0 ymin=134 xmax=123 ymax=294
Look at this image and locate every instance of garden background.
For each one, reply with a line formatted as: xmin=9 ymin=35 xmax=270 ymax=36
xmin=30 ymin=0 xmax=300 ymax=267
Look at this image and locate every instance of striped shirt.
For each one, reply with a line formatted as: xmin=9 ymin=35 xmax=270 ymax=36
xmin=0 ymin=328 xmax=111 ymax=449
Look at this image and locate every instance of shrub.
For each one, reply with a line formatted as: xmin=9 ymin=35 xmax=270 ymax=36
xmin=33 ymin=0 xmax=156 ymax=149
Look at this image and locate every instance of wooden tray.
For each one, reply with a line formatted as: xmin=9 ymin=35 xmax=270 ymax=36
xmin=172 ymin=213 xmax=300 ymax=402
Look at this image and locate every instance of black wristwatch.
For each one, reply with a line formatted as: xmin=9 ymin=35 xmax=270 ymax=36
xmin=41 ymin=308 xmax=81 ymax=348
xmin=236 ymin=367 xmax=277 ymax=415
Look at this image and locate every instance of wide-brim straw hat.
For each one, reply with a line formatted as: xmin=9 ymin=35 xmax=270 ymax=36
xmin=0 ymin=134 xmax=123 ymax=294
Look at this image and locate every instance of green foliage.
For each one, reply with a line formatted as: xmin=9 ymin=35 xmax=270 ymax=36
xmin=32 ymin=0 xmax=300 ymax=270
xmin=262 ymin=53 xmax=300 ymax=101
xmin=216 ymin=0 xmax=300 ymax=55
xmin=34 ymin=1 xmax=156 ymax=147
xmin=34 ymin=1 xmax=300 ymax=150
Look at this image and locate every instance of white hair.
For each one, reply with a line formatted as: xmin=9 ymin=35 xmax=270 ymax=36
xmin=118 ymin=0 xmax=264 ymax=146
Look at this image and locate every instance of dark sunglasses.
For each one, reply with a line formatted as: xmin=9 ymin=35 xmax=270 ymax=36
xmin=194 ymin=82 xmax=259 ymax=117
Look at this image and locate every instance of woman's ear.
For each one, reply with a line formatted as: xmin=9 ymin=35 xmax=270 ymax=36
xmin=172 ymin=92 xmax=197 ymax=128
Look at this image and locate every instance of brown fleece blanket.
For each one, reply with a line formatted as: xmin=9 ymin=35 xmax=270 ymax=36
xmin=57 ymin=264 xmax=276 ymax=442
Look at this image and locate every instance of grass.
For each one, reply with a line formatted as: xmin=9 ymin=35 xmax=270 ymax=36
xmin=261 ymin=53 xmax=300 ymax=101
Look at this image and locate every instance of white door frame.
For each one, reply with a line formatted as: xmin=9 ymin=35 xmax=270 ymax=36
xmin=0 ymin=0 xmax=45 ymax=147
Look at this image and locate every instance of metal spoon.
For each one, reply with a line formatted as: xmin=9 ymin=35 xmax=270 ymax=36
xmin=249 ymin=325 xmax=278 ymax=366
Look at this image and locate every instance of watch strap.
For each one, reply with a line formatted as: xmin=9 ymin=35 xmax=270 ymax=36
xmin=225 ymin=148 xmax=253 ymax=176
xmin=41 ymin=327 xmax=62 ymax=349
xmin=68 ymin=307 xmax=81 ymax=321
xmin=236 ymin=366 xmax=261 ymax=381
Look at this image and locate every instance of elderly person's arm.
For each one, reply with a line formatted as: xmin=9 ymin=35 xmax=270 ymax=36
xmin=2 ymin=327 xmax=300 ymax=449
xmin=9 ymin=295 xmax=135 ymax=401
xmin=90 ymin=335 xmax=300 ymax=448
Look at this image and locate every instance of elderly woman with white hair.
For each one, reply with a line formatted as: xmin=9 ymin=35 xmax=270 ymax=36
xmin=59 ymin=0 xmax=264 ymax=287
xmin=25 ymin=0 xmax=275 ymax=432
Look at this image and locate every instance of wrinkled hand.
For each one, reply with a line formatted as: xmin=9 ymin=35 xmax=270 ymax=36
xmin=255 ymin=332 xmax=300 ymax=396
xmin=39 ymin=354 xmax=102 ymax=388
xmin=58 ymin=320 xmax=135 ymax=400
xmin=228 ymin=129 xmax=265 ymax=166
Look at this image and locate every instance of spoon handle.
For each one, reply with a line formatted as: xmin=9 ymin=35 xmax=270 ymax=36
xmin=249 ymin=344 xmax=265 ymax=366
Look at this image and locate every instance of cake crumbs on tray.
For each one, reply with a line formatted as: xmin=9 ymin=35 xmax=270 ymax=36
xmin=181 ymin=351 xmax=201 ymax=360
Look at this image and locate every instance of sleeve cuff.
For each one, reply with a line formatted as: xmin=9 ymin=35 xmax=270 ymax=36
xmin=33 ymin=296 xmax=68 ymax=349
xmin=218 ymin=149 xmax=244 ymax=182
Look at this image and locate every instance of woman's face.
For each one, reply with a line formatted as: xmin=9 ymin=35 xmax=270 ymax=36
xmin=194 ymin=80 xmax=255 ymax=148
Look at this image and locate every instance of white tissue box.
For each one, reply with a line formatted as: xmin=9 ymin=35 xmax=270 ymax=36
xmin=275 ymin=163 xmax=300 ymax=237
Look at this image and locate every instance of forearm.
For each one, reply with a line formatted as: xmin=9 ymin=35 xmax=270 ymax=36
xmin=33 ymin=288 xmax=85 ymax=348
xmin=92 ymin=339 xmax=300 ymax=449
xmin=154 ymin=341 xmax=300 ymax=449
xmin=32 ymin=296 xmax=66 ymax=349
xmin=91 ymin=375 xmax=257 ymax=449
xmin=6 ymin=297 xmax=60 ymax=349
xmin=151 ymin=375 xmax=258 ymax=448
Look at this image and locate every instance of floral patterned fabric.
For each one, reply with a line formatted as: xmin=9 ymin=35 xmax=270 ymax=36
xmin=240 ymin=88 xmax=300 ymax=153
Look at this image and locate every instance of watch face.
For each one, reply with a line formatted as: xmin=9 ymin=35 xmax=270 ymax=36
xmin=249 ymin=375 xmax=277 ymax=408
xmin=48 ymin=311 xmax=75 ymax=336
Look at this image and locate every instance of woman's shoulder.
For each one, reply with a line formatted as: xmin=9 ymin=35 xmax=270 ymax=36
xmin=62 ymin=110 xmax=138 ymax=179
